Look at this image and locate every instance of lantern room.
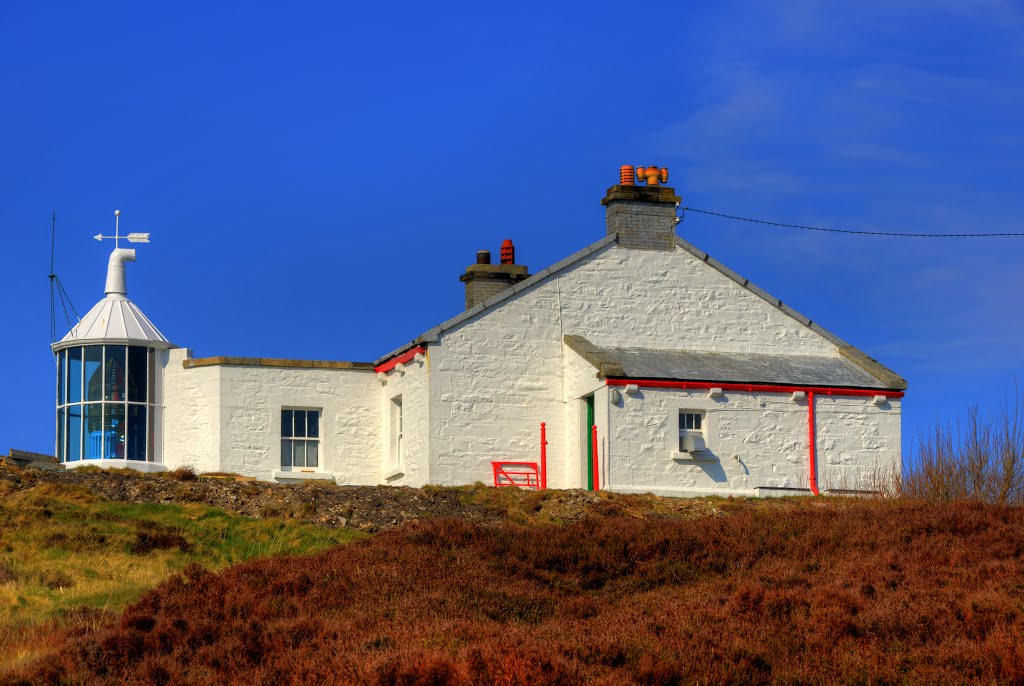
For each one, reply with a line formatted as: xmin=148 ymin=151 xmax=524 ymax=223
xmin=52 ymin=227 xmax=174 ymax=472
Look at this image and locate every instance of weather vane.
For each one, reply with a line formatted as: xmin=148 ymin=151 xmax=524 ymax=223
xmin=93 ymin=210 xmax=151 ymax=249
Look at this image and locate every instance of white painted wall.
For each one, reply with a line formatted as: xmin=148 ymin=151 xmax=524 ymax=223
xmin=215 ymin=365 xmax=380 ymax=482
xmin=562 ymin=345 xmax=606 ymax=489
xmin=161 ymin=349 xmax=221 ymax=473
xmin=426 ymin=242 xmax=898 ymax=494
xmin=378 ymin=354 xmax=430 ymax=487
xmin=816 ymin=395 xmax=902 ymax=492
xmin=161 ymin=351 xmax=380 ymax=482
xmin=606 ymin=388 xmax=900 ymax=496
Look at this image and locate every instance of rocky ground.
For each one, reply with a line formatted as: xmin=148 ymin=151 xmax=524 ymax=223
xmin=0 ymin=463 xmax=741 ymax=532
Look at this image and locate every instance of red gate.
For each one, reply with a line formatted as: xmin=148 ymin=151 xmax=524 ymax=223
xmin=491 ymin=423 xmax=548 ymax=490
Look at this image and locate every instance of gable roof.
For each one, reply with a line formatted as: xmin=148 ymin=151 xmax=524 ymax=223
xmin=373 ymin=233 xmax=906 ymax=390
xmin=374 ymin=234 xmax=618 ymax=364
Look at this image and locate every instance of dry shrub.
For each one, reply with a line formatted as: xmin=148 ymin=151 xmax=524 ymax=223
xmin=164 ymin=466 xmax=198 ymax=482
xmin=888 ymin=391 xmax=1024 ymax=504
xmin=7 ymin=500 xmax=1024 ymax=685
xmin=128 ymin=523 xmax=191 ymax=555
xmin=36 ymin=570 xmax=74 ymax=590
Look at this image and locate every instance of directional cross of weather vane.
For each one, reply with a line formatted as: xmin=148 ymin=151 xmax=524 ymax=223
xmin=93 ymin=209 xmax=151 ymax=248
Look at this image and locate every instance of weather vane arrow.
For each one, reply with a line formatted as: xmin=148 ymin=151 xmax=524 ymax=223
xmin=93 ymin=210 xmax=151 ymax=248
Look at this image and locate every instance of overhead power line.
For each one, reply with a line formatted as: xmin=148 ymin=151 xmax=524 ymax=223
xmin=680 ymin=207 xmax=1024 ymax=238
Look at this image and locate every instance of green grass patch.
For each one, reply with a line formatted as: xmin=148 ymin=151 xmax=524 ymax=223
xmin=0 ymin=482 xmax=364 ymax=627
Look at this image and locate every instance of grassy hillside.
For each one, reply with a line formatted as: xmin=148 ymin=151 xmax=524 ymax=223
xmin=0 ymin=482 xmax=364 ymax=671
xmin=7 ymin=498 xmax=1024 ymax=685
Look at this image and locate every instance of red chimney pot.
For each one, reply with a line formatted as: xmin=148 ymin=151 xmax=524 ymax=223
xmin=500 ymin=239 xmax=515 ymax=265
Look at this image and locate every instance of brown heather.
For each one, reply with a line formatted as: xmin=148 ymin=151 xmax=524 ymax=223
xmin=6 ymin=499 xmax=1024 ymax=685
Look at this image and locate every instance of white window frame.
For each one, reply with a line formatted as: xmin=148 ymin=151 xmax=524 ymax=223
xmin=669 ymin=409 xmax=711 ymax=460
xmin=387 ymin=396 xmax=404 ymax=476
xmin=280 ymin=408 xmax=322 ymax=472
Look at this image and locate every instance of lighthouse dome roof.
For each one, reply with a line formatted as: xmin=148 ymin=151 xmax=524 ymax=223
xmin=53 ymin=294 xmax=173 ymax=351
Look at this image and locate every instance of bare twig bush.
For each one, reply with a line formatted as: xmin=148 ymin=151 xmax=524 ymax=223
xmin=886 ymin=391 xmax=1024 ymax=504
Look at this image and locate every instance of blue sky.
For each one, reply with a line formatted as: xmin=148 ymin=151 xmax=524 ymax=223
xmin=2 ymin=1 xmax=1023 ymax=457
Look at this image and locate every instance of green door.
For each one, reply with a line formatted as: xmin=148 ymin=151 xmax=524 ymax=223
xmin=585 ymin=395 xmax=595 ymax=491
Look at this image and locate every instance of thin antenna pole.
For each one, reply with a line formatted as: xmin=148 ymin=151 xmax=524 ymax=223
xmin=49 ymin=210 xmax=56 ymax=342
xmin=50 ymin=210 xmax=56 ymax=274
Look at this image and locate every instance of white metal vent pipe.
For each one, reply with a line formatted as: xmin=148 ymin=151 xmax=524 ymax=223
xmin=104 ymin=248 xmax=136 ymax=296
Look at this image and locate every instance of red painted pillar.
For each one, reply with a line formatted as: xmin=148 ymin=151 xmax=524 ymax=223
xmin=807 ymin=391 xmax=819 ymax=495
xmin=591 ymin=424 xmax=600 ymax=492
xmin=539 ymin=422 xmax=548 ymax=490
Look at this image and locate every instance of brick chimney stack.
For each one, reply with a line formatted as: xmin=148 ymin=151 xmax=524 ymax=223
xmin=601 ymin=165 xmax=681 ymax=250
xmin=460 ymin=240 xmax=530 ymax=310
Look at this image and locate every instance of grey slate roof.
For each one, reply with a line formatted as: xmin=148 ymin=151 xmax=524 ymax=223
xmin=583 ymin=344 xmax=890 ymax=389
xmin=374 ymin=232 xmax=906 ymax=390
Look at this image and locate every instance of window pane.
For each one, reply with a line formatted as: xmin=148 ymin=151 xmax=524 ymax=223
xmin=104 ymin=403 xmax=125 ymax=459
xmin=127 ymin=347 xmax=147 ymax=403
xmin=68 ymin=347 xmax=83 ymax=405
xmin=84 ymin=346 xmax=103 ymax=402
xmin=67 ymin=405 xmax=82 ymax=461
xmin=293 ymin=441 xmax=306 ymax=468
xmin=306 ymin=442 xmax=318 ymax=468
xmin=57 ymin=351 xmax=65 ymax=406
xmin=694 ymin=414 xmax=702 ymax=431
xmin=148 ymin=405 xmax=157 ymax=463
xmin=307 ymin=411 xmax=319 ymax=438
xmin=293 ymin=410 xmax=307 ymax=438
xmin=104 ymin=345 xmax=126 ymax=402
xmin=57 ymin=408 xmax=65 ymax=461
xmin=281 ymin=439 xmax=292 ymax=467
xmin=147 ymin=349 xmax=156 ymax=405
xmin=84 ymin=404 xmax=103 ymax=459
xmin=126 ymin=405 xmax=146 ymax=461
xmin=281 ymin=410 xmax=293 ymax=438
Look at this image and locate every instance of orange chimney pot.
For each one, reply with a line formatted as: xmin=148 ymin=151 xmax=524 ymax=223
xmin=635 ymin=165 xmax=669 ymax=186
xmin=500 ymin=239 xmax=515 ymax=265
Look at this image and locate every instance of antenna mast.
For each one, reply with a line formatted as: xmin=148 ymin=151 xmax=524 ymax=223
xmin=48 ymin=211 xmax=80 ymax=344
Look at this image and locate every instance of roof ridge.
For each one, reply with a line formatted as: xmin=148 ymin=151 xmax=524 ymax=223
xmin=374 ymin=234 xmax=618 ymax=365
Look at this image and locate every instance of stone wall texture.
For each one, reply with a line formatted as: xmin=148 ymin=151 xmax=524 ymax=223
xmin=156 ymin=237 xmax=900 ymax=496
xmin=379 ymin=354 xmax=430 ymax=487
xmin=426 ymin=242 xmax=899 ymax=493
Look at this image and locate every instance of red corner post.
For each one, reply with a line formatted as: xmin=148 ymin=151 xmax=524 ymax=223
xmin=591 ymin=424 xmax=600 ymax=491
xmin=807 ymin=391 xmax=819 ymax=495
xmin=539 ymin=422 xmax=548 ymax=490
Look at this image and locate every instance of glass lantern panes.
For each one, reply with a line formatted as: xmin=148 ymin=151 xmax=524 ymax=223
xmin=127 ymin=347 xmax=147 ymax=402
xmin=57 ymin=344 xmax=159 ymax=463
xmin=281 ymin=409 xmax=321 ymax=469
xmin=84 ymin=346 xmax=103 ymax=402
xmin=68 ymin=347 xmax=83 ymax=405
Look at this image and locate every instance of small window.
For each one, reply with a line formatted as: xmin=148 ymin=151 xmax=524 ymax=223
xmin=281 ymin=409 xmax=321 ymax=469
xmin=389 ymin=396 xmax=403 ymax=472
xmin=679 ymin=411 xmax=704 ymax=452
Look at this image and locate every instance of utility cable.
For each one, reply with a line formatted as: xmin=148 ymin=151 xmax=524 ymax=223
xmin=680 ymin=207 xmax=1024 ymax=238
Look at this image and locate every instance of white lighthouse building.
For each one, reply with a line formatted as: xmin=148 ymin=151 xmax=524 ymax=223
xmin=52 ymin=218 xmax=173 ymax=471
xmin=52 ymin=169 xmax=906 ymax=496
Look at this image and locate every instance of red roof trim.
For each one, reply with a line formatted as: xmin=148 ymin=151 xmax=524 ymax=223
xmin=605 ymin=378 xmax=904 ymax=398
xmin=374 ymin=346 xmax=426 ymax=374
